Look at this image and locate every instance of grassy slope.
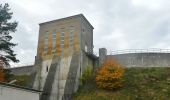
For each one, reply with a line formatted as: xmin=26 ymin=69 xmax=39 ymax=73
xmin=73 ymin=67 xmax=170 ymax=100
xmin=4 ymin=69 xmax=29 ymax=87
xmin=9 ymin=75 xmax=29 ymax=86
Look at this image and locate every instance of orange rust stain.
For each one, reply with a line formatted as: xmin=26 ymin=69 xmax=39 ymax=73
xmin=56 ymin=32 xmax=61 ymax=55
xmin=64 ymin=31 xmax=69 ymax=57
xmin=74 ymin=32 xmax=80 ymax=53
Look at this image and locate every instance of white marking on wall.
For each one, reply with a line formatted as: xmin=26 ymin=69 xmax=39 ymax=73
xmin=58 ymin=56 xmax=72 ymax=100
xmin=41 ymin=59 xmax=52 ymax=90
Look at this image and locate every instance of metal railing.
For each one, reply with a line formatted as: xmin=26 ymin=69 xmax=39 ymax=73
xmin=109 ymin=48 xmax=170 ymax=55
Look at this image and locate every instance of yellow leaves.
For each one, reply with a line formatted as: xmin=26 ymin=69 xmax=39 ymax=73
xmin=96 ymin=58 xmax=124 ymax=90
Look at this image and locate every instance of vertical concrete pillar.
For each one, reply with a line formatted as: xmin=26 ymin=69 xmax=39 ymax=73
xmin=99 ymin=48 xmax=107 ymax=66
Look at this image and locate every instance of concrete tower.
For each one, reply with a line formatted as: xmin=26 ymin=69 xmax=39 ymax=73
xmin=99 ymin=48 xmax=107 ymax=65
xmin=30 ymin=14 xmax=96 ymax=100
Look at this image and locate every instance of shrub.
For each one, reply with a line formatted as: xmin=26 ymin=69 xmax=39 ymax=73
xmin=96 ymin=58 xmax=124 ymax=90
xmin=80 ymin=65 xmax=93 ymax=85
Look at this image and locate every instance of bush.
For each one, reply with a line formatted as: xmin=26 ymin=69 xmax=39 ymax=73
xmin=80 ymin=65 xmax=93 ymax=85
xmin=96 ymin=59 xmax=124 ymax=90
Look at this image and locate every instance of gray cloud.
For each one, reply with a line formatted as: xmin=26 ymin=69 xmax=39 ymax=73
xmin=1 ymin=0 xmax=170 ymax=66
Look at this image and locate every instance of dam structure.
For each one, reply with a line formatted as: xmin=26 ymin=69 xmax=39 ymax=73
xmin=7 ymin=14 xmax=170 ymax=100
xmin=99 ymin=48 xmax=170 ymax=67
xmin=30 ymin=14 xmax=97 ymax=100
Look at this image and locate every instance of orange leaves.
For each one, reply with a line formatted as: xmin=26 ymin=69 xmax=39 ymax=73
xmin=96 ymin=58 xmax=124 ymax=90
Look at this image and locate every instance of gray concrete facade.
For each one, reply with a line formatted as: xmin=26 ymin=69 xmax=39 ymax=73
xmin=99 ymin=48 xmax=107 ymax=66
xmin=7 ymin=65 xmax=33 ymax=75
xmin=99 ymin=48 xmax=170 ymax=67
xmin=107 ymin=53 xmax=170 ymax=67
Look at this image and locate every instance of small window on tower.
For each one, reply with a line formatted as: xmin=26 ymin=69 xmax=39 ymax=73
xmin=82 ymin=29 xmax=85 ymax=32
xmin=46 ymin=66 xmax=48 ymax=72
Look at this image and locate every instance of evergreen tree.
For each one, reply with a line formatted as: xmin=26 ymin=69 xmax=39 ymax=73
xmin=0 ymin=3 xmax=19 ymax=67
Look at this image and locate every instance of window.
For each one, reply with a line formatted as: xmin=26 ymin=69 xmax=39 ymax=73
xmin=61 ymin=32 xmax=64 ymax=37
xmin=61 ymin=40 xmax=64 ymax=44
xmin=70 ymin=31 xmax=74 ymax=36
xmin=52 ymin=31 xmax=56 ymax=49
xmin=69 ymin=39 xmax=73 ymax=43
xmin=60 ymin=37 xmax=64 ymax=41
xmin=82 ymin=29 xmax=85 ymax=32
xmin=44 ymin=32 xmax=48 ymax=52
xmin=69 ymin=30 xmax=74 ymax=48
xmin=60 ymin=31 xmax=64 ymax=48
xmin=61 ymin=44 xmax=64 ymax=48
xmin=52 ymin=31 xmax=56 ymax=39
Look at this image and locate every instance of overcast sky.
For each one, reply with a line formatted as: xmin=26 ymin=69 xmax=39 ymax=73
xmin=1 ymin=0 xmax=170 ymax=66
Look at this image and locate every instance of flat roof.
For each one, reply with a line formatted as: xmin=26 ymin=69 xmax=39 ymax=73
xmin=39 ymin=14 xmax=94 ymax=29
xmin=0 ymin=82 xmax=42 ymax=93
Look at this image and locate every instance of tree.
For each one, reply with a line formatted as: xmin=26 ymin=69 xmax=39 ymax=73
xmin=0 ymin=3 xmax=19 ymax=67
xmin=0 ymin=67 xmax=5 ymax=82
xmin=96 ymin=58 xmax=124 ymax=90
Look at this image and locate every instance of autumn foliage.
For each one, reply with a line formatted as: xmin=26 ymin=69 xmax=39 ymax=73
xmin=96 ymin=58 xmax=124 ymax=90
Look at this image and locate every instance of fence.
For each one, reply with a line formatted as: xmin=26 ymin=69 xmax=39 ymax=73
xmin=109 ymin=48 xmax=170 ymax=55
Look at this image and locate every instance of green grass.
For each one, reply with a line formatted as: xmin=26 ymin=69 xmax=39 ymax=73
xmin=4 ymin=69 xmax=29 ymax=87
xmin=73 ymin=67 xmax=170 ymax=100
xmin=9 ymin=75 xmax=29 ymax=87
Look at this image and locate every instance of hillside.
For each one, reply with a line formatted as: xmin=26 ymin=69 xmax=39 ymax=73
xmin=73 ymin=67 xmax=170 ymax=100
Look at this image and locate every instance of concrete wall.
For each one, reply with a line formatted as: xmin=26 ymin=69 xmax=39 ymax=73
xmin=0 ymin=84 xmax=40 ymax=100
xmin=40 ymin=59 xmax=52 ymax=90
xmin=63 ymin=53 xmax=80 ymax=99
xmin=8 ymin=65 xmax=33 ymax=75
xmin=81 ymin=51 xmax=92 ymax=71
xmin=80 ymin=16 xmax=93 ymax=53
xmin=40 ymin=57 xmax=60 ymax=100
xmin=107 ymin=53 xmax=170 ymax=67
